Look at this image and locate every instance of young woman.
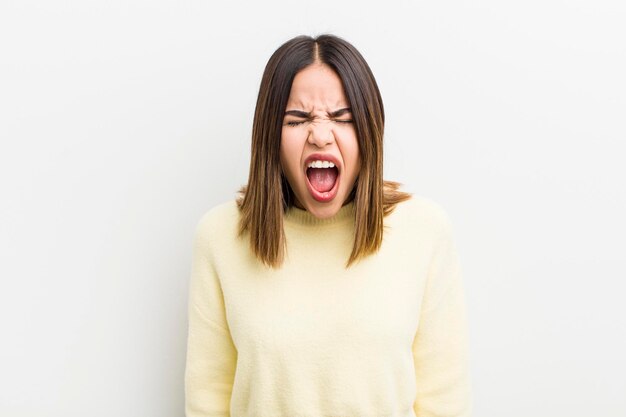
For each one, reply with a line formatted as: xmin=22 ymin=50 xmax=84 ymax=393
xmin=185 ymin=34 xmax=472 ymax=417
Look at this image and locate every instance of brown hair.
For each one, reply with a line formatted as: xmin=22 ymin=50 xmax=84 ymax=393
xmin=236 ymin=34 xmax=411 ymax=268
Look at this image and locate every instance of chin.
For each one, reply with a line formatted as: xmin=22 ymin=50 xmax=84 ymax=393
xmin=304 ymin=197 xmax=343 ymax=219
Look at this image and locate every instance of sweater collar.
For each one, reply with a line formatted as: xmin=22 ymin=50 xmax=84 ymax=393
xmin=284 ymin=200 xmax=356 ymax=227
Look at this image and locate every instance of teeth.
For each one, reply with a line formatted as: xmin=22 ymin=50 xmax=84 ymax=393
xmin=307 ymin=160 xmax=336 ymax=168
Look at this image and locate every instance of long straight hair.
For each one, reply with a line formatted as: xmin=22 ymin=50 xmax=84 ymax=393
xmin=236 ymin=34 xmax=411 ymax=269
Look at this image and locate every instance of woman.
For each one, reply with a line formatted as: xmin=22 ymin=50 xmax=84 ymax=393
xmin=185 ymin=34 xmax=472 ymax=417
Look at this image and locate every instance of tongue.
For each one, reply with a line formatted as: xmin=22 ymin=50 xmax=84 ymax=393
xmin=307 ymin=168 xmax=338 ymax=192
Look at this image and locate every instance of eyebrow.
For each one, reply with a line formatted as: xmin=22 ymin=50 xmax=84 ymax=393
xmin=284 ymin=107 xmax=352 ymax=118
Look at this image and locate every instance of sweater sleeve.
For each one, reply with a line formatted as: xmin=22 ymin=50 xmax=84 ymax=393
xmin=412 ymin=210 xmax=472 ymax=417
xmin=184 ymin=213 xmax=238 ymax=417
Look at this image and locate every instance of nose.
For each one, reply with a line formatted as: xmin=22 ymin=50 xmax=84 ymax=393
xmin=307 ymin=119 xmax=335 ymax=148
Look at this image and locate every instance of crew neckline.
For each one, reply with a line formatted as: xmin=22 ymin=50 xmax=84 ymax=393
xmin=284 ymin=200 xmax=356 ymax=227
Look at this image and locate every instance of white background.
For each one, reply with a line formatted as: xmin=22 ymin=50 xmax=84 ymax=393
xmin=1 ymin=1 xmax=625 ymax=416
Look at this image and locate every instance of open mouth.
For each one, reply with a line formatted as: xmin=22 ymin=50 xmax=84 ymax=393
xmin=306 ymin=166 xmax=339 ymax=192
xmin=305 ymin=162 xmax=340 ymax=203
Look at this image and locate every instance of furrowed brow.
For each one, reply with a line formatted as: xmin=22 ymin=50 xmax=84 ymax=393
xmin=284 ymin=110 xmax=311 ymax=118
xmin=328 ymin=107 xmax=351 ymax=117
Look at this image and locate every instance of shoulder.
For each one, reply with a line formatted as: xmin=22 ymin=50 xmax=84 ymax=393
xmin=193 ymin=199 xmax=241 ymax=245
xmin=196 ymin=199 xmax=239 ymax=227
xmin=388 ymin=194 xmax=455 ymax=239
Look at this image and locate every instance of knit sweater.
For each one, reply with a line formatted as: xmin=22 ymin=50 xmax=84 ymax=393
xmin=184 ymin=195 xmax=472 ymax=417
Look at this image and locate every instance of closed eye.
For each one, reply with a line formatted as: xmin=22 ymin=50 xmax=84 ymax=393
xmin=285 ymin=119 xmax=353 ymax=126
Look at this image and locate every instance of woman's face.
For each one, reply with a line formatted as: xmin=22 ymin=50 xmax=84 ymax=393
xmin=280 ymin=63 xmax=361 ymax=219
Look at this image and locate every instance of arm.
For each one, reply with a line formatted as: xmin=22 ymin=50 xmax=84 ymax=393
xmin=412 ymin=212 xmax=472 ymax=417
xmin=185 ymin=213 xmax=237 ymax=417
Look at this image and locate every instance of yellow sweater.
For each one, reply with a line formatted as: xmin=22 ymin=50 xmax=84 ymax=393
xmin=184 ymin=195 xmax=472 ymax=417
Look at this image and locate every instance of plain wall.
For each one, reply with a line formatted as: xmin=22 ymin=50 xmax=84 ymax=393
xmin=1 ymin=1 xmax=624 ymax=416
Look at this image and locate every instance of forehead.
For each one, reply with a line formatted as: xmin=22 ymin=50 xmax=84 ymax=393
xmin=286 ymin=63 xmax=348 ymax=109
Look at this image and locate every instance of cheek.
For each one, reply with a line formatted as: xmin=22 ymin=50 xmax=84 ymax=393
xmin=343 ymin=136 xmax=361 ymax=177
xmin=280 ymin=131 xmax=302 ymax=176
